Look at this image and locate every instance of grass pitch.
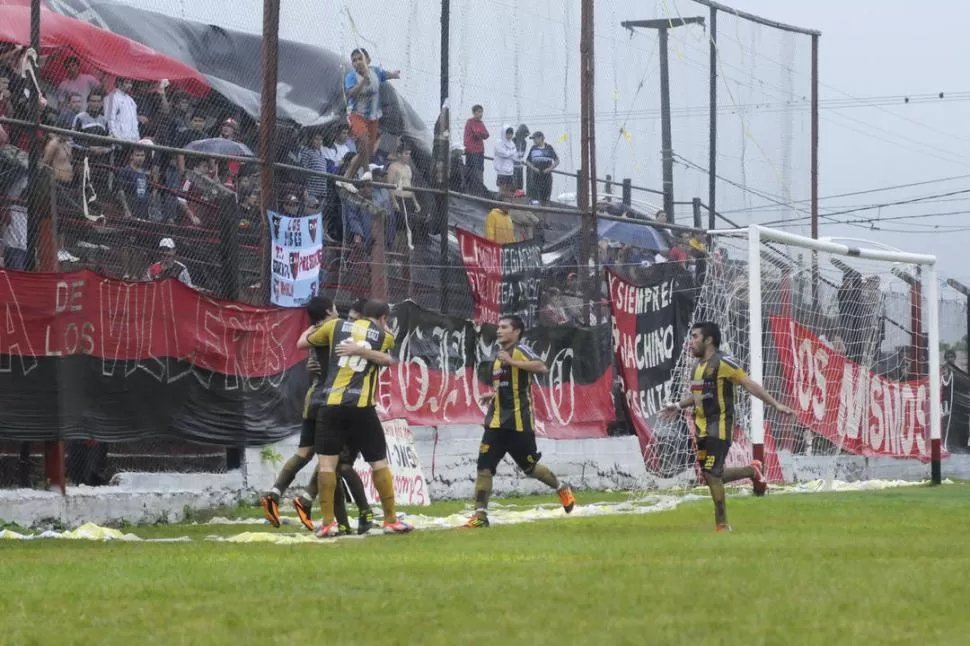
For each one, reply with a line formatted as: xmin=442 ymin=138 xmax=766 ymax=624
xmin=1 ymin=484 xmax=968 ymax=645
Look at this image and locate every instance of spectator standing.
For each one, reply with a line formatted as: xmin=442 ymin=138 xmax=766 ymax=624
xmin=493 ymin=124 xmax=518 ymax=196
xmin=105 ymin=78 xmax=140 ymax=142
xmin=56 ymin=93 xmax=84 ymax=129
xmin=513 ymin=124 xmax=530 ymax=191
xmin=56 ymin=57 xmax=100 ymax=112
xmin=525 ymin=131 xmax=558 ymax=204
xmin=484 ymin=202 xmax=515 ymax=244
xmin=463 ymin=104 xmax=489 ymax=196
xmin=300 ymin=132 xmax=330 ymax=210
xmin=323 ymin=124 xmax=356 ymax=173
xmin=342 ymin=172 xmax=384 ymax=247
xmin=385 ymin=144 xmax=420 ymax=249
xmin=116 ymin=148 xmax=151 ymax=221
xmin=2 ymin=201 xmax=27 ymax=269
xmin=147 ymin=237 xmax=193 ymax=288
xmin=508 ymin=190 xmax=540 ymax=242
xmin=342 ymin=48 xmax=400 ymax=181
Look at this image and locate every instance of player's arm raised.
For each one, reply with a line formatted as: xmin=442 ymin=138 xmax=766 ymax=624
xmin=738 ymin=375 xmax=794 ymax=416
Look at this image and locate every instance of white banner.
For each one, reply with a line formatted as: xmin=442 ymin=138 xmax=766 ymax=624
xmin=352 ymin=418 xmax=431 ymax=506
xmin=268 ymin=210 xmax=323 ymax=307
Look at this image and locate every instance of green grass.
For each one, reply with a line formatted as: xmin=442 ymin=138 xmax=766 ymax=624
xmin=1 ymin=485 xmax=968 ymax=645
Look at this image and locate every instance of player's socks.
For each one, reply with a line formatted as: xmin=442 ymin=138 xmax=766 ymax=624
xmin=305 ymin=465 xmax=319 ymax=501
xmin=528 ymin=464 xmax=560 ymax=489
xmin=722 ymin=466 xmax=754 ymax=484
xmin=372 ymin=467 xmax=397 ymax=521
xmin=340 ymin=463 xmax=371 ymax=513
xmin=704 ymin=474 xmax=728 ymax=527
xmin=272 ymin=453 xmax=312 ymax=493
xmin=318 ymin=470 xmax=338 ymax=525
xmin=473 ymin=471 xmax=494 ymax=520
xmin=334 ymin=481 xmax=351 ymax=532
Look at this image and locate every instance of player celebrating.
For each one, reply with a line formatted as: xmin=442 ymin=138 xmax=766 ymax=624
xmin=664 ymin=321 xmax=793 ymax=532
xmin=260 ymin=296 xmax=336 ymax=529
xmin=290 ymin=297 xmax=381 ymax=535
xmin=298 ymin=299 xmax=413 ymax=537
xmin=464 ymin=315 xmax=575 ymax=528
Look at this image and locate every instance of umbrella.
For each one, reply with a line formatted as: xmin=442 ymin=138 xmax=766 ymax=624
xmin=184 ymin=138 xmax=254 ymax=157
xmin=597 ymin=219 xmax=670 ymax=251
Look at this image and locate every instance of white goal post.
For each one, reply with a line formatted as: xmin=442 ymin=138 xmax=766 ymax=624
xmin=737 ymin=224 xmax=943 ymax=484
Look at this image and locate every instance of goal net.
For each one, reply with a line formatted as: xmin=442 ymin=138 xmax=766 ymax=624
xmin=642 ymin=225 xmax=942 ymax=489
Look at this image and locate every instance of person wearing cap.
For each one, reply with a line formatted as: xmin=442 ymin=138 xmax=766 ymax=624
xmin=524 ymin=131 xmax=558 ymax=205
xmin=147 ymin=237 xmax=193 ymax=288
xmin=493 ymin=124 xmax=518 ymax=197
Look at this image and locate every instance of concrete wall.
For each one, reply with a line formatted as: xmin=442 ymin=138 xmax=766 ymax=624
xmin=244 ymin=425 xmax=650 ymax=500
xmin=3 ymin=427 xmax=968 ymax=529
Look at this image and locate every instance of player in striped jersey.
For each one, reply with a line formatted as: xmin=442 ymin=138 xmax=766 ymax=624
xmin=260 ymin=297 xmax=378 ymax=535
xmin=664 ymin=321 xmax=793 ymax=531
xmin=260 ymin=296 xmax=336 ymax=528
xmin=299 ymin=299 xmax=413 ymax=536
xmin=464 ymin=315 xmax=575 ymax=528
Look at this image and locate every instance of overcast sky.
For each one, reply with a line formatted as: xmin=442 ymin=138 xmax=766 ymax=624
xmin=101 ymin=0 xmax=969 ymax=317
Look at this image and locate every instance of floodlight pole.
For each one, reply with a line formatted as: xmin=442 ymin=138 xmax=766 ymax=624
xmin=621 ymin=17 xmax=704 ymax=224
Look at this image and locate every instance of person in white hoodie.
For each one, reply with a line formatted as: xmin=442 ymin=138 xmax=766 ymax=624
xmin=492 ymin=124 xmax=519 ymax=197
xmin=105 ymin=78 xmax=140 ymax=142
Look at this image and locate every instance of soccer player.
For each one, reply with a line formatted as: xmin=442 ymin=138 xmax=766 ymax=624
xmin=664 ymin=321 xmax=794 ymax=531
xmin=298 ymin=299 xmax=414 ymax=537
xmin=260 ymin=296 xmax=338 ymax=528
xmin=288 ymin=297 xmax=382 ymax=534
xmin=464 ymin=315 xmax=576 ymax=528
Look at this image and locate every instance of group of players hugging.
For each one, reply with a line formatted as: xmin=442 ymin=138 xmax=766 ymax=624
xmin=259 ymin=296 xmax=790 ymax=537
xmin=258 ymin=296 xmax=575 ymax=537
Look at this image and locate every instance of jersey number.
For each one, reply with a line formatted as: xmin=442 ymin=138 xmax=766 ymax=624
xmin=337 ymin=341 xmax=372 ymax=373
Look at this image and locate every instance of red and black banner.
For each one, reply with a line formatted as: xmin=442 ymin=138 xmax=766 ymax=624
xmin=380 ymin=301 xmax=614 ymax=439
xmin=0 ymin=269 xmax=311 ymax=444
xmin=456 ymin=228 xmax=542 ymax=327
xmin=608 ymin=267 xmax=695 ymax=470
xmin=769 ymin=313 xmax=937 ymax=459
xmin=0 ymin=270 xmax=614 ymax=444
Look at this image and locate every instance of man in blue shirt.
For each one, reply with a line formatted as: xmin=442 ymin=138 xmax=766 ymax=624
xmin=342 ymin=48 xmax=400 ymax=181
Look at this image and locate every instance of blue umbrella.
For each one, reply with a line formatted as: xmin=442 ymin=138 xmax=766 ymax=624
xmin=184 ymin=138 xmax=255 ymax=157
xmin=597 ymin=219 xmax=670 ymax=251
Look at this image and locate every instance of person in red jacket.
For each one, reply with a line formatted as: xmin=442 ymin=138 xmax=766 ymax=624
xmin=463 ymin=104 xmax=489 ymax=196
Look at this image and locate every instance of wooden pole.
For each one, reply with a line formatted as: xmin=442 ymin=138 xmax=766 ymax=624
xmin=258 ymin=0 xmax=280 ymax=304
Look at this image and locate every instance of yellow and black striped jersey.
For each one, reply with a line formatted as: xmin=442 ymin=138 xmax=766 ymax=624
xmin=691 ymin=351 xmax=747 ymax=441
xmin=486 ymin=343 xmax=542 ymax=433
xmin=307 ymin=317 xmax=395 ymax=408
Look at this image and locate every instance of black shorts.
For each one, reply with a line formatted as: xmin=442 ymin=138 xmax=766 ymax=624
xmin=697 ymin=436 xmax=730 ymax=478
xmin=477 ymin=427 xmax=541 ymax=474
xmin=298 ymin=418 xmax=316 ymax=449
xmin=316 ymin=405 xmax=387 ymax=463
xmin=496 ymin=174 xmax=514 ymax=187
xmin=303 ymin=421 xmax=359 ymax=466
